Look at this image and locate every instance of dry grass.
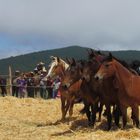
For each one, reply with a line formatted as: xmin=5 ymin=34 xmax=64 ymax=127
xmin=0 ymin=96 xmax=140 ymax=140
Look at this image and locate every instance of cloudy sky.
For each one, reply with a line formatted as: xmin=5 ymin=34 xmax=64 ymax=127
xmin=0 ymin=0 xmax=140 ymax=58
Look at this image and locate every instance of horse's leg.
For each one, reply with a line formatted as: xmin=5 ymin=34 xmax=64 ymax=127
xmin=120 ymin=105 xmax=127 ymax=129
xmin=64 ymin=100 xmax=70 ymax=118
xmin=131 ymin=105 xmax=139 ymax=128
xmin=90 ymin=103 xmax=98 ymax=127
xmin=98 ymin=102 xmax=103 ymax=122
xmin=105 ymin=104 xmax=112 ymax=130
xmin=84 ymin=102 xmax=92 ymax=126
xmin=113 ymin=105 xmax=121 ymax=128
xmin=79 ymin=99 xmax=88 ymax=114
xmin=69 ymin=100 xmax=74 ymax=117
xmin=61 ymin=96 xmax=66 ymax=120
xmin=131 ymin=108 xmax=136 ymax=126
xmin=69 ymin=95 xmax=77 ymax=117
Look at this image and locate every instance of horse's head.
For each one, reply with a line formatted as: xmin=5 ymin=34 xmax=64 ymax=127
xmin=81 ymin=59 xmax=100 ymax=82
xmin=87 ymin=49 xmax=105 ymax=62
xmin=94 ymin=53 xmax=116 ymax=80
xmin=46 ymin=56 xmax=69 ymax=79
xmin=61 ymin=58 xmax=82 ymax=89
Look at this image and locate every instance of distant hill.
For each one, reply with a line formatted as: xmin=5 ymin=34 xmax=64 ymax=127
xmin=0 ymin=46 xmax=140 ymax=75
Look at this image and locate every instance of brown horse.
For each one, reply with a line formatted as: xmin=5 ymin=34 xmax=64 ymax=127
xmin=43 ymin=56 xmax=80 ymax=120
xmin=94 ymin=53 xmax=139 ymax=128
xmin=78 ymin=59 xmax=122 ymax=129
xmin=79 ymin=50 xmax=121 ymax=129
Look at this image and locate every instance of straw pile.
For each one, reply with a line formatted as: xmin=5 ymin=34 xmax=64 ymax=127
xmin=0 ymin=96 xmax=140 ymax=140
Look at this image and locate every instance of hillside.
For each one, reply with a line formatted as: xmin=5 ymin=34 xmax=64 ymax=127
xmin=0 ymin=46 xmax=87 ymax=74
xmin=0 ymin=46 xmax=140 ymax=74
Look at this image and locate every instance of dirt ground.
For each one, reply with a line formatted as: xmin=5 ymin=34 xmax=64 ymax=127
xmin=0 ymin=96 xmax=140 ymax=140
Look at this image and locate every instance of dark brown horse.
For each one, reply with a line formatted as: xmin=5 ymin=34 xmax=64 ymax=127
xmin=94 ymin=53 xmax=139 ymax=128
xmin=62 ymin=57 xmax=106 ymax=127
xmin=79 ymin=59 xmax=121 ymax=129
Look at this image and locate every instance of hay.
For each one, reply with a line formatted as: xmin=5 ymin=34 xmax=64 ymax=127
xmin=0 ymin=96 xmax=140 ymax=140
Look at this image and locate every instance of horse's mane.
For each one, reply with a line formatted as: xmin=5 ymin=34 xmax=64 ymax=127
xmin=105 ymin=54 xmax=138 ymax=75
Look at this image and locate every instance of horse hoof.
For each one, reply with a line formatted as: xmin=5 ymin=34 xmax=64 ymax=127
xmin=88 ymin=122 xmax=95 ymax=127
xmin=61 ymin=118 xmax=66 ymax=122
xmin=116 ymin=124 xmax=121 ymax=128
xmin=97 ymin=118 xmax=101 ymax=122
xmin=136 ymin=125 xmax=139 ymax=129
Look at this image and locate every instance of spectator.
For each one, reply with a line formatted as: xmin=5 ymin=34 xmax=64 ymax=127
xmin=40 ymin=74 xmax=48 ymax=99
xmin=0 ymin=77 xmax=7 ymax=97
xmin=52 ymin=76 xmax=61 ymax=99
xmin=46 ymin=76 xmax=53 ymax=98
xmin=12 ymin=70 xmax=20 ymax=97
xmin=27 ymin=72 xmax=35 ymax=98
xmin=18 ymin=74 xmax=27 ymax=98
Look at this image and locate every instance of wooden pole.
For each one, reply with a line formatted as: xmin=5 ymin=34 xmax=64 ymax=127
xmin=9 ymin=66 xmax=12 ymax=95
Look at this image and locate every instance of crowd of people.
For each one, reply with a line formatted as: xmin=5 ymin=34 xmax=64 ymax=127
xmin=12 ymin=73 xmax=61 ymax=99
xmin=0 ymin=62 xmax=61 ymax=99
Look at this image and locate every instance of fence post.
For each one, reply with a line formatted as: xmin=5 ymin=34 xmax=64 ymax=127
xmin=9 ymin=66 xmax=12 ymax=95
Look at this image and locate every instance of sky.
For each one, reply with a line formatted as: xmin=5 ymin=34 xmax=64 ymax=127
xmin=0 ymin=0 xmax=140 ymax=58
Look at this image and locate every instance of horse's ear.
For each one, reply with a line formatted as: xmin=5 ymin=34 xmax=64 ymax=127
xmin=57 ymin=57 xmax=60 ymax=63
xmin=88 ymin=49 xmax=96 ymax=59
xmin=65 ymin=57 xmax=71 ymax=64
xmin=79 ymin=67 xmax=83 ymax=75
xmin=86 ymin=49 xmax=91 ymax=55
xmin=80 ymin=60 xmax=85 ymax=66
xmin=108 ymin=52 xmax=113 ymax=60
xmin=92 ymin=49 xmax=98 ymax=56
xmin=50 ymin=56 xmax=55 ymax=60
xmin=97 ymin=51 xmax=101 ymax=55
xmin=72 ymin=58 xmax=76 ymax=66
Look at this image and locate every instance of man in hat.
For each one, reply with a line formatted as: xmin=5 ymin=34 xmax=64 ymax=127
xmin=12 ymin=70 xmax=20 ymax=97
xmin=26 ymin=71 xmax=35 ymax=98
xmin=39 ymin=73 xmax=48 ymax=99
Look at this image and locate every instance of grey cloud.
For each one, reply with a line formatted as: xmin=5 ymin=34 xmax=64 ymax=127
xmin=0 ymin=0 xmax=140 ymax=50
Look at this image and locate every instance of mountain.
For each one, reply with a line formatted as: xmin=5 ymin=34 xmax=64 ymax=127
xmin=0 ymin=46 xmax=88 ymax=75
xmin=0 ymin=46 xmax=140 ymax=75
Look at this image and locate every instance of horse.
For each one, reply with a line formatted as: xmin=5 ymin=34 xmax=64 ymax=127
xmin=78 ymin=59 xmax=121 ymax=129
xmin=94 ymin=53 xmax=140 ymax=128
xmin=43 ymin=56 xmax=80 ymax=120
xmin=79 ymin=60 xmax=104 ymax=126
xmin=62 ymin=51 xmax=119 ymax=129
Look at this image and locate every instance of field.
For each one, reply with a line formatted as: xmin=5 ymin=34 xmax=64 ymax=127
xmin=0 ymin=96 xmax=140 ymax=140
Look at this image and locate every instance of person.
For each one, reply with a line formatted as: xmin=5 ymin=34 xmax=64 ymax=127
xmin=26 ymin=72 xmax=35 ymax=98
xmin=12 ymin=70 xmax=20 ymax=97
xmin=52 ymin=76 xmax=61 ymax=99
xmin=40 ymin=74 xmax=48 ymax=99
xmin=18 ymin=74 xmax=27 ymax=98
xmin=0 ymin=77 xmax=7 ymax=97
xmin=46 ymin=76 xmax=53 ymax=98
xmin=34 ymin=68 xmax=38 ymax=75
